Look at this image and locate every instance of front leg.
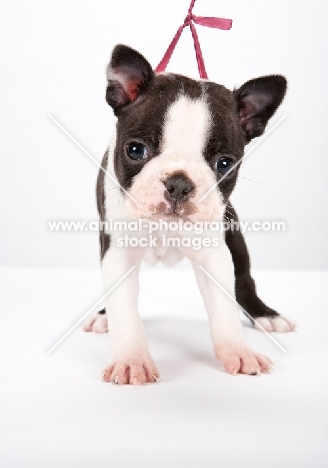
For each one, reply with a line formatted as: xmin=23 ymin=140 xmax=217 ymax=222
xmin=187 ymin=241 xmax=274 ymax=375
xmin=101 ymin=243 xmax=159 ymax=385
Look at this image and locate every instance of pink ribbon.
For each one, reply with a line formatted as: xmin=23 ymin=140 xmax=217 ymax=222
xmin=155 ymin=0 xmax=232 ymax=79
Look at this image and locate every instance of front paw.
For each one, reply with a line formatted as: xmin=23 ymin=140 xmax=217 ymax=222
xmin=102 ymin=354 xmax=159 ymax=385
xmin=216 ymin=344 xmax=274 ymax=375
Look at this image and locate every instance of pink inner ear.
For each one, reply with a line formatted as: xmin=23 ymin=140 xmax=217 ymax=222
xmin=238 ymin=96 xmax=256 ymax=122
xmin=239 ymin=92 xmax=272 ymax=122
xmin=127 ymin=79 xmax=140 ymax=102
xmin=110 ymin=66 xmax=143 ymax=105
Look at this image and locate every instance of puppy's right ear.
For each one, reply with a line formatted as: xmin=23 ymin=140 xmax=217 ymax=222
xmin=106 ymin=45 xmax=154 ymax=115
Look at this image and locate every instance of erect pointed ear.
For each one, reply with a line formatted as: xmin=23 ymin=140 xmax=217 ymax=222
xmin=234 ymin=75 xmax=287 ymax=141
xmin=106 ymin=44 xmax=154 ymax=115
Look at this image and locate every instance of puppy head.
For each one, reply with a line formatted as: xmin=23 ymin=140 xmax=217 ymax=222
xmin=106 ymin=45 xmax=287 ymax=222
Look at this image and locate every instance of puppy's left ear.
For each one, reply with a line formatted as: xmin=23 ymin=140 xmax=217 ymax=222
xmin=234 ymin=75 xmax=287 ymax=141
xmin=106 ymin=44 xmax=154 ymax=116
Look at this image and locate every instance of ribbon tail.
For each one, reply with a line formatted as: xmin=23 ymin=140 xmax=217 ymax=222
xmin=193 ymin=16 xmax=232 ymax=30
xmin=155 ymin=24 xmax=185 ymax=73
xmin=189 ymin=22 xmax=208 ymax=79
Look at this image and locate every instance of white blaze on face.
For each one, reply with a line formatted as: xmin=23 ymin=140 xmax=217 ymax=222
xmin=124 ymin=93 xmax=225 ymax=222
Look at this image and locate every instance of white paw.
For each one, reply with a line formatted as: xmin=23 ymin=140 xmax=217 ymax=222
xmin=216 ymin=344 xmax=274 ymax=375
xmin=83 ymin=314 xmax=108 ymax=333
xmin=255 ymin=316 xmax=296 ymax=333
xmin=102 ymin=354 xmax=159 ymax=385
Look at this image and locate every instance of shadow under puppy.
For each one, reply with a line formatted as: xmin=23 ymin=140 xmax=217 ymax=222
xmin=84 ymin=45 xmax=295 ymax=384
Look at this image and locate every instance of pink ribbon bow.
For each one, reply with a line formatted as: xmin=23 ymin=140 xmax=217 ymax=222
xmin=155 ymin=0 xmax=232 ymax=79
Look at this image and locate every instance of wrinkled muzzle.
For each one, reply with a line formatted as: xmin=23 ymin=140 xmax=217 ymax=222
xmin=124 ymin=157 xmax=225 ymax=222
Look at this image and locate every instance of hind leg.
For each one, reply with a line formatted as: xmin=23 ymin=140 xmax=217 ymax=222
xmin=225 ymin=203 xmax=296 ymax=333
xmin=234 ymin=273 xmax=296 ymax=332
xmin=83 ymin=308 xmax=108 ymax=333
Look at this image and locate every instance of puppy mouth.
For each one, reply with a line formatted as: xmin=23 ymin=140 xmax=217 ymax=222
xmin=148 ymin=212 xmax=191 ymax=222
xmin=147 ymin=200 xmax=197 ymax=220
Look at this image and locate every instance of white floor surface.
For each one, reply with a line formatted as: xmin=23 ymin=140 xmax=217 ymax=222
xmin=0 ymin=266 xmax=327 ymax=467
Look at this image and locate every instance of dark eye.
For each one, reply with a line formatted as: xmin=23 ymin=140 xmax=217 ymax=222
xmin=126 ymin=142 xmax=148 ymax=160
xmin=215 ymin=157 xmax=234 ymax=175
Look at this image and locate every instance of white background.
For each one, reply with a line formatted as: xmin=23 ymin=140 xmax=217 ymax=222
xmin=0 ymin=0 xmax=327 ymax=269
xmin=1 ymin=267 xmax=327 ymax=467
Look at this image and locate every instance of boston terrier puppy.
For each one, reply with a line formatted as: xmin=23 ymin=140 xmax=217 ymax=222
xmin=84 ymin=45 xmax=295 ymax=384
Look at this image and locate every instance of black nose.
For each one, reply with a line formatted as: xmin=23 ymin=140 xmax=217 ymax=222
xmin=164 ymin=172 xmax=195 ymax=205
